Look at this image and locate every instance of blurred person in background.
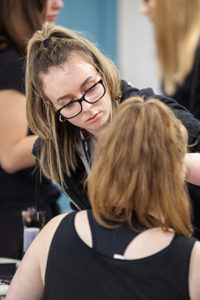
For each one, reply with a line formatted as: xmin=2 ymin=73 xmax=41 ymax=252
xmin=141 ymin=0 xmax=200 ymax=238
xmin=140 ymin=0 xmax=200 ymax=119
xmin=0 ymin=0 xmax=63 ymax=259
xmin=46 ymin=0 xmax=64 ymax=23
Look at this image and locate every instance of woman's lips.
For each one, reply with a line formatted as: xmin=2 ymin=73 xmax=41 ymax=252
xmin=46 ymin=15 xmax=57 ymax=23
xmin=86 ymin=112 xmax=101 ymax=123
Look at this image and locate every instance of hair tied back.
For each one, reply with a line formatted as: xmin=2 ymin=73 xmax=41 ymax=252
xmin=43 ymin=38 xmax=51 ymax=48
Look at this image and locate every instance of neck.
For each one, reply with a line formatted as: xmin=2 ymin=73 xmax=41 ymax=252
xmin=88 ymin=125 xmax=107 ymax=141
xmin=88 ymin=116 xmax=111 ymax=141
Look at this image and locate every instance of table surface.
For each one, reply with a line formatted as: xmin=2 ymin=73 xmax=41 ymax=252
xmin=0 ymin=257 xmax=21 ymax=296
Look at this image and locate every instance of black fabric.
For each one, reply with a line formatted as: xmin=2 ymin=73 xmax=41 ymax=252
xmin=87 ymin=210 xmax=145 ymax=257
xmin=163 ymin=42 xmax=200 ymax=120
xmin=0 ymin=46 xmax=25 ymax=93
xmin=33 ymin=80 xmax=200 ymax=238
xmin=0 ymin=263 xmax=16 ymax=281
xmin=44 ymin=212 xmax=196 ymax=300
xmin=0 ymin=46 xmax=61 ymax=259
xmin=121 ymin=80 xmax=200 ymax=150
xmin=33 ymin=138 xmax=90 ymax=211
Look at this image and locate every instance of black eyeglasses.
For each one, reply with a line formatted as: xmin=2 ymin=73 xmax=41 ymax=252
xmin=56 ymin=79 xmax=106 ymax=120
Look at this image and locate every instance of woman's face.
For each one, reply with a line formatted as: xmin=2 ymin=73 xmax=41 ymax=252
xmin=140 ymin=0 xmax=156 ymax=21
xmin=46 ymin=0 xmax=64 ymax=23
xmin=40 ymin=55 xmax=112 ymax=139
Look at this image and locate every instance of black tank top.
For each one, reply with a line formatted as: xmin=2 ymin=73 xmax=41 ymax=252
xmin=87 ymin=210 xmax=146 ymax=258
xmin=44 ymin=211 xmax=196 ymax=300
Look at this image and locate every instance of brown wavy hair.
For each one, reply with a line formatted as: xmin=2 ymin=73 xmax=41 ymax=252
xmin=88 ymin=97 xmax=193 ymax=237
xmin=26 ymin=23 xmax=121 ymax=191
xmin=0 ymin=0 xmax=46 ymax=53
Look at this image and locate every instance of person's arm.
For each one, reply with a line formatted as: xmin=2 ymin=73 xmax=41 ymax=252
xmin=6 ymin=213 xmax=68 ymax=300
xmin=0 ymin=90 xmax=38 ymax=173
xmin=184 ymin=153 xmax=200 ymax=186
xmin=121 ymin=80 xmax=200 ymax=152
xmin=188 ymin=241 xmax=200 ymax=300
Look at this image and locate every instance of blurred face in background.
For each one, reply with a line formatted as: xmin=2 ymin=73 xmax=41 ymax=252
xmin=46 ymin=0 xmax=64 ymax=23
xmin=140 ymin=0 xmax=156 ymax=21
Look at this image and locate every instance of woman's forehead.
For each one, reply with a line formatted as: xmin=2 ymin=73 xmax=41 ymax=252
xmin=40 ymin=58 xmax=98 ymax=101
xmin=41 ymin=58 xmax=96 ymax=84
xmin=41 ymin=53 xmax=95 ymax=79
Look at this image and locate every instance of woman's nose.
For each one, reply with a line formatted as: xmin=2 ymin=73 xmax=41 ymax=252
xmin=53 ymin=0 xmax=64 ymax=9
xmin=81 ymin=100 xmax=93 ymax=112
xmin=140 ymin=3 xmax=148 ymax=15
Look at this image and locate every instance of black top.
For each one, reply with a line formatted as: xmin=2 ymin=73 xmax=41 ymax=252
xmin=44 ymin=211 xmax=196 ymax=300
xmin=0 ymin=46 xmax=60 ymax=259
xmin=87 ymin=210 xmax=146 ymax=257
xmin=33 ymin=80 xmax=200 ymax=238
xmin=163 ymin=41 xmax=200 ymax=120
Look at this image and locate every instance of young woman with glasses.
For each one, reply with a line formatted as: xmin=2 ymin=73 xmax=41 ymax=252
xmin=6 ymin=97 xmax=200 ymax=300
xmin=26 ymin=23 xmax=200 ymax=236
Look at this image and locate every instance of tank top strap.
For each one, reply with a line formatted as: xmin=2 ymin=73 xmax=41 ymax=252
xmin=87 ymin=210 xmax=144 ymax=258
xmin=172 ymin=234 xmax=197 ymax=252
xmin=87 ymin=209 xmax=98 ymax=249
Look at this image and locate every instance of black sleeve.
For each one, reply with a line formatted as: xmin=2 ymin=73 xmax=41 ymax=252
xmin=0 ymin=47 xmax=25 ymax=94
xmin=32 ymin=137 xmax=41 ymax=158
xmin=189 ymin=44 xmax=200 ymax=120
xmin=121 ymin=80 xmax=200 ymax=152
xmin=63 ymin=164 xmax=91 ymax=211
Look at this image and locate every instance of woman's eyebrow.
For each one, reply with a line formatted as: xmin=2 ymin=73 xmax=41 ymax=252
xmin=56 ymin=76 xmax=94 ymax=103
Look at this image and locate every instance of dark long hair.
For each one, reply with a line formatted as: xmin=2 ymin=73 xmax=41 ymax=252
xmin=0 ymin=0 xmax=47 ymax=52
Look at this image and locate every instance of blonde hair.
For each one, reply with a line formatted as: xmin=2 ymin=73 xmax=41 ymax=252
xmin=88 ymin=97 xmax=193 ymax=237
xmin=153 ymin=0 xmax=200 ymax=95
xmin=26 ymin=23 xmax=121 ymax=190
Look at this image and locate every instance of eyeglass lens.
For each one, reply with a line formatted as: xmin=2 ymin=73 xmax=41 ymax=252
xmin=59 ymin=80 xmax=105 ymax=119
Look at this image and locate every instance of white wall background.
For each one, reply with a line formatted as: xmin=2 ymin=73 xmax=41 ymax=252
xmin=118 ymin=0 xmax=161 ymax=94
